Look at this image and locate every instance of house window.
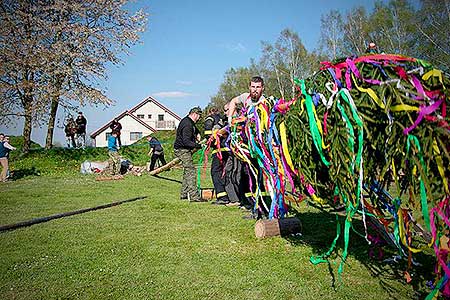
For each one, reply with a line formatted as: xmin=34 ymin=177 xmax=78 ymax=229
xmin=137 ymin=114 xmax=144 ymax=119
xmin=158 ymin=114 xmax=164 ymax=121
xmin=130 ymin=132 xmax=142 ymax=141
xmin=148 ymin=114 xmax=152 ymax=119
xmin=106 ymin=132 xmax=112 ymax=141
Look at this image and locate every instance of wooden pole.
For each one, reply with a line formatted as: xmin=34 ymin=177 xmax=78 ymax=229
xmin=255 ymin=217 xmax=302 ymax=238
xmin=148 ymin=157 xmax=181 ymax=176
xmin=0 ymin=196 xmax=148 ymax=232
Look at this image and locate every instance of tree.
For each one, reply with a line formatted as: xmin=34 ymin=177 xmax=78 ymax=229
xmin=416 ymin=0 xmax=450 ymax=70
xmin=341 ymin=6 xmax=370 ymax=55
xmin=209 ymin=29 xmax=320 ymax=108
xmin=0 ymin=0 xmax=148 ymax=152
xmin=260 ymin=29 xmax=320 ymax=100
xmin=368 ymin=0 xmax=417 ymax=55
xmin=319 ymin=10 xmax=344 ymax=60
xmin=209 ymin=66 xmax=256 ymax=110
xmin=0 ymin=1 xmax=51 ymax=153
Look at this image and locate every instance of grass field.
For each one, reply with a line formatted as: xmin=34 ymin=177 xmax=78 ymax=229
xmin=0 ymin=136 xmax=436 ymax=299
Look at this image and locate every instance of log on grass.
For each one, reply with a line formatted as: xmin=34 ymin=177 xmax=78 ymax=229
xmin=95 ymin=175 xmax=123 ymax=181
xmin=0 ymin=196 xmax=148 ymax=232
xmin=255 ymin=217 xmax=302 ymax=238
xmin=148 ymin=157 xmax=181 ymax=176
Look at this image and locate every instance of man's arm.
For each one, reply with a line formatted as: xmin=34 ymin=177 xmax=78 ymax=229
xmin=3 ymin=142 xmax=16 ymax=150
xmin=227 ymin=97 xmax=239 ymax=121
xmin=227 ymin=92 xmax=249 ymax=123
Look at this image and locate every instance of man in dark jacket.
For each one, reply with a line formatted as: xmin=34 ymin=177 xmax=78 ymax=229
xmin=75 ymin=112 xmax=87 ymax=148
xmin=174 ymin=106 xmax=205 ymax=202
xmin=147 ymin=134 xmax=166 ymax=171
xmin=64 ymin=117 xmax=76 ymax=148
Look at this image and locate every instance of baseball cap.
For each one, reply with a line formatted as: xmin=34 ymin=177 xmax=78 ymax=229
xmin=189 ymin=106 xmax=203 ymax=115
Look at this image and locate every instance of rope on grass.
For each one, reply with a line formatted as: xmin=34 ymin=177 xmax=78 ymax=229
xmin=0 ymin=196 xmax=148 ymax=232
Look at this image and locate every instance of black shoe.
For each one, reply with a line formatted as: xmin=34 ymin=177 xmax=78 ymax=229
xmin=180 ymin=196 xmax=188 ymax=201
xmin=211 ymin=199 xmax=230 ymax=205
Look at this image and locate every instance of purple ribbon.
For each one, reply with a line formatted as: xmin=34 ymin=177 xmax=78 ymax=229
xmin=403 ymin=99 xmax=443 ymax=135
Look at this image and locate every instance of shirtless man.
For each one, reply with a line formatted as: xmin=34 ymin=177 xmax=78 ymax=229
xmin=227 ymin=76 xmax=266 ymax=122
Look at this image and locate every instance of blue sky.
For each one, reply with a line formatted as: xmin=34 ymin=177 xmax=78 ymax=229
xmin=1 ymin=0 xmax=380 ymax=145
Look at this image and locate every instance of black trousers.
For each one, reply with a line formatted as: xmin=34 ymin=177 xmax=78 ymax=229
xmin=150 ymin=152 xmax=167 ymax=171
xmin=211 ymin=151 xmax=229 ymax=200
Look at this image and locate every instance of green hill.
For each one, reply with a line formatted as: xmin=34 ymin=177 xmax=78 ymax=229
xmin=7 ymin=131 xmax=183 ymax=177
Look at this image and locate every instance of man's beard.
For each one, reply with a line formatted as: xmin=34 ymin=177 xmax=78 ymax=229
xmin=251 ymin=92 xmax=260 ymax=100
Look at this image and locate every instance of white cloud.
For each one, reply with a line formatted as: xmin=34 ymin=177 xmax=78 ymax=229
xmin=176 ymin=80 xmax=193 ymax=86
xmin=221 ymin=42 xmax=247 ymax=53
xmin=152 ymin=91 xmax=192 ymax=98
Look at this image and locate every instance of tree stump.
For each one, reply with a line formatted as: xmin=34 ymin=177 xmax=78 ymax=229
xmin=201 ymin=188 xmax=215 ymax=200
xmin=254 ymin=217 xmax=302 ymax=238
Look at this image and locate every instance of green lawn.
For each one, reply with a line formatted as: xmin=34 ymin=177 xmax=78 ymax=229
xmin=0 ymin=166 xmax=433 ymax=300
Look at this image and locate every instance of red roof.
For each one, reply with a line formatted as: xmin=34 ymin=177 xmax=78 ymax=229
xmin=90 ymin=95 xmax=180 ymax=138
xmin=129 ymin=96 xmax=182 ymax=121
xmin=90 ymin=111 xmax=156 ymax=138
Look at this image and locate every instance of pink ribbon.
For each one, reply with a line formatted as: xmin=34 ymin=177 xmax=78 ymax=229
xmin=403 ymin=99 xmax=443 ymax=135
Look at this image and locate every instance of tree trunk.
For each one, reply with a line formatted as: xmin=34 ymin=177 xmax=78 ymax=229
xmin=45 ymin=96 xmax=59 ymax=149
xmin=21 ymin=92 xmax=34 ymax=154
xmin=254 ymin=217 xmax=302 ymax=238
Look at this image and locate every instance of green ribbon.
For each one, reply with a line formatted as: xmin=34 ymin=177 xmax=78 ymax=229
xmin=406 ymin=134 xmax=431 ymax=231
xmin=310 ymin=214 xmax=341 ymax=265
xmin=197 ymin=146 xmax=207 ymax=191
xmin=298 ymin=79 xmax=330 ymax=167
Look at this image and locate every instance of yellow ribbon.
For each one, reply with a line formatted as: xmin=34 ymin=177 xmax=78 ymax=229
xmin=352 ymin=74 xmax=385 ymax=109
xmin=279 ymin=121 xmax=296 ymax=172
xmin=398 ymin=209 xmax=434 ymax=252
xmin=422 ymin=69 xmax=444 ymax=88
xmin=433 ymin=139 xmax=449 ymax=194
xmin=390 ymin=104 xmax=419 ymax=112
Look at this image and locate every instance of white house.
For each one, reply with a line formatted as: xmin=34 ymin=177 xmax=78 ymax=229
xmin=90 ymin=96 xmax=181 ymax=147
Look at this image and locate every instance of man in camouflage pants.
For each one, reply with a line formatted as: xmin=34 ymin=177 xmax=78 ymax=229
xmin=108 ymin=132 xmax=121 ymax=176
xmin=173 ymin=107 xmax=205 ymax=202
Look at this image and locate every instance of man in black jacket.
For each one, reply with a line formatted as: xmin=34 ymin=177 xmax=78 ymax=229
xmin=147 ymin=134 xmax=166 ymax=171
xmin=174 ymin=106 xmax=205 ymax=202
xmin=75 ymin=112 xmax=87 ymax=148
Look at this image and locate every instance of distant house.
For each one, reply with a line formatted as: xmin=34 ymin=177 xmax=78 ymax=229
xmin=90 ymin=96 xmax=181 ymax=147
